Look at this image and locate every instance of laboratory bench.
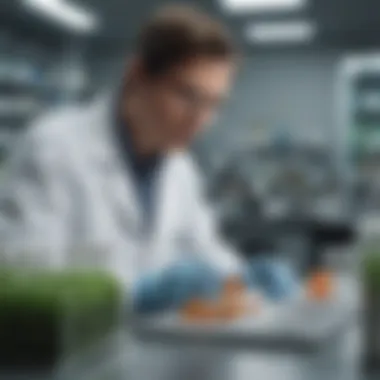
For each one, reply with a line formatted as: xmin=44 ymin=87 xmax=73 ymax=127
xmin=0 ymin=275 xmax=369 ymax=380
xmin=0 ymin=326 xmax=366 ymax=380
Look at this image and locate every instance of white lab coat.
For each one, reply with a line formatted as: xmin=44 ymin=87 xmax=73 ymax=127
xmin=0 ymin=94 xmax=241 ymax=380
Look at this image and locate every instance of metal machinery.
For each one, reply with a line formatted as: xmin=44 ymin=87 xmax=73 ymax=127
xmin=204 ymin=139 xmax=355 ymax=274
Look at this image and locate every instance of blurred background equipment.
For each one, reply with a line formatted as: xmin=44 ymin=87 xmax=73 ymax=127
xmin=0 ymin=1 xmax=95 ymax=164
xmin=337 ymin=55 xmax=380 ymax=216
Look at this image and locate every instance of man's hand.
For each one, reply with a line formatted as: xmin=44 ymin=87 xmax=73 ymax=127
xmin=132 ymin=260 xmax=223 ymax=314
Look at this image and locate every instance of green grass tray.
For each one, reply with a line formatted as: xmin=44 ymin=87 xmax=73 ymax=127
xmin=0 ymin=269 xmax=123 ymax=374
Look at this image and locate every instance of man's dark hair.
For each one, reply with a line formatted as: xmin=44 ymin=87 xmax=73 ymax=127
xmin=137 ymin=5 xmax=238 ymax=77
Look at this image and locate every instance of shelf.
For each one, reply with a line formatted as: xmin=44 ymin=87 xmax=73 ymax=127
xmin=354 ymin=110 xmax=380 ymax=124
xmin=355 ymin=75 xmax=380 ymax=90
xmin=0 ymin=113 xmax=39 ymax=128
xmin=0 ymin=78 xmax=62 ymax=96
xmin=0 ymin=77 xmax=40 ymax=90
xmin=0 ymin=95 xmax=40 ymax=111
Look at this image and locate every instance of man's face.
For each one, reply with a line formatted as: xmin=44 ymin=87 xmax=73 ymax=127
xmin=137 ymin=57 xmax=235 ymax=151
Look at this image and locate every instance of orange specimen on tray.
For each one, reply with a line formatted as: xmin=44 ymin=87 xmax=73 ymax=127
xmin=181 ymin=276 xmax=259 ymax=322
xmin=181 ymin=299 xmax=221 ymax=321
xmin=223 ymin=276 xmax=245 ymax=297
xmin=307 ymin=270 xmax=334 ymax=300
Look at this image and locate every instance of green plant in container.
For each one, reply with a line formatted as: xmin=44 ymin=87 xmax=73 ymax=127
xmin=363 ymin=251 xmax=380 ymax=291
xmin=0 ymin=269 xmax=124 ymax=375
xmin=363 ymin=250 xmax=380 ymax=373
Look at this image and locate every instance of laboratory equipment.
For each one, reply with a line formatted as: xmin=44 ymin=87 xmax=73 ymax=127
xmin=337 ymin=54 xmax=380 ymax=215
xmin=208 ymin=141 xmax=355 ymax=274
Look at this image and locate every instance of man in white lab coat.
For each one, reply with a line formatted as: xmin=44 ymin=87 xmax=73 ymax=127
xmin=0 ymin=5 xmax=297 ymax=380
xmin=0 ymin=5 xmax=246 ymax=294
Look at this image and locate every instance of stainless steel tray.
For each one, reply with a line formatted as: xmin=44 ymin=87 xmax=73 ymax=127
xmin=134 ymin=276 xmax=359 ymax=354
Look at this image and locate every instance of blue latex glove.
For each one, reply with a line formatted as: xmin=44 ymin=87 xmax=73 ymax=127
xmin=132 ymin=260 xmax=223 ymax=314
xmin=244 ymin=257 xmax=299 ymax=301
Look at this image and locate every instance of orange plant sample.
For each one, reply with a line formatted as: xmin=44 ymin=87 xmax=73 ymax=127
xmin=307 ymin=270 xmax=334 ymax=300
xmin=181 ymin=276 xmax=259 ymax=322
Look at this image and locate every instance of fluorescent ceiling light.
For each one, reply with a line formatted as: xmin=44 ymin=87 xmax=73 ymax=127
xmin=246 ymin=21 xmax=316 ymax=44
xmin=22 ymin=0 xmax=99 ymax=34
xmin=221 ymin=0 xmax=306 ymax=13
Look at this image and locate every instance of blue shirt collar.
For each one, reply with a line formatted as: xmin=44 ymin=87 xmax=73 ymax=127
xmin=114 ymin=99 xmax=162 ymax=179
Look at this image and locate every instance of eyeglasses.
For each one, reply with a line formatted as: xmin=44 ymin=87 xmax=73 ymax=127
xmin=164 ymin=78 xmax=226 ymax=113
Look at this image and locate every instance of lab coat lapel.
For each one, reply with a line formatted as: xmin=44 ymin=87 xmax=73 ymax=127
xmin=152 ymin=158 xmax=172 ymax=237
xmin=87 ymin=94 xmax=143 ymax=235
xmin=149 ymin=156 xmax=182 ymax=259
